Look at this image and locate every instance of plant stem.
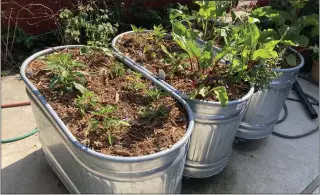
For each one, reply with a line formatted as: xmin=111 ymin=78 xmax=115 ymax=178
xmin=204 ymin=19 xmax=208 ymax=40
xmin=188 ymin=55 xmax=193 ymax=71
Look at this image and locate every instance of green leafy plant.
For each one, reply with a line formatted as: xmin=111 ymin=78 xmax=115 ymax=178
xmin=75 ymin=90 xmax=99 ymax=115
xmin=214 ymin=17 xmax=280 ymax=90
xmin=153 ymin=24 xmax=167 ymax=41
xmin=131 ymin=24 xmax=146 ymax=34
xmin=169 ymin=1 xmax=233 ymax=42
xmin=146 ymin=87 xmax=170 ymax=101
xmin=309 ymin=44 xmax=319 ymax=62
xmin=168 ymin=16 xmax=281 ymax=105
xmin=251 ymin=5 xmax=319 ymax=66
xmin=139 ymin=105 xmax=169 ymax=120
xmin=44 ymin=53 xmax=88 ymax=93
xmin=88 ymin=105 xmax=130 ymax=145
xmin=109 ymin=62 xmax=126 ymax=78
xmin=59 ymin=4 xmax=118 ymax=47
xmin=125 ymin=72 xmax=147 ymax=91
xmin=161 ymin=46 xmax=189 ymax=76
xmin=171 ymin=21 xmax=214 ymax=73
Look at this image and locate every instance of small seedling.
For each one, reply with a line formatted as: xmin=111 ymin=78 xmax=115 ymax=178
xmin=88 ymin=105 xmax=130 ymax=145
xmin=153 ymin=24 xmax=166 ymax=41
xmin=131 ymin=24 xmax=146 ymax=34
xmin=74 ymin=90 xmax=99 ymax=115
xmin=146 ymin=87 xmax=170 ymax=101
xmin=139 ymin=105 xmax=169 ymax=120
xmin=125 ymin=72 xmax=147 ymax=91
xmin=109 ymin=62 xmax=126 ymax=78
xmin=44 ymin=53 xmax=88 ymax=93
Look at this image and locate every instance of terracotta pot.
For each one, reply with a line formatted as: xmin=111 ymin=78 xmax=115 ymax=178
xmin=311 ymin=60 xmax=319 ymax=82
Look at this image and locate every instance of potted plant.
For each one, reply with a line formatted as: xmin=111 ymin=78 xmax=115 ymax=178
xmin=112 ymin=13 xmax=282 ymax=177
xmin=20 ymin=45 xmax=194 ymax=193
xmin=309 ymin=44 xmax=319 ymax=82
xmin=236 ymin=4 xmax=308 ymax=140
xmin=168 ymin=0 xmax=235 ymax=49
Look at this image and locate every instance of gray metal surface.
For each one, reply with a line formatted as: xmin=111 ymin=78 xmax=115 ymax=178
xmin=237 ymin=48 xmax=305 ymax=139
xmin=181 ymin=89 xmax=254 ymax=178
xmin=20 ymin=45 xmax=195 ymax=194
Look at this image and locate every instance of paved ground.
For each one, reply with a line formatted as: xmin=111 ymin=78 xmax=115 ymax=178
xmin=1 ymin=75 xmax=319 ymax=194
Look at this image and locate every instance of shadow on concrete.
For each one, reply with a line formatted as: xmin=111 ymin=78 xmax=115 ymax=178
xmin=181 ymin=163 xmax=237 ymax=194
xmin=1 ymin=149 xmax=69 ymax=194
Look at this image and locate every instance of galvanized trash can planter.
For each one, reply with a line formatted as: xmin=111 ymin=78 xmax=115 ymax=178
xmin=20 ymin=45 xmax=195 ymax=194
xmin=236 ymin=47 xmax=305 ymax=139
xmin=112 ymin=33 xmax=255 ymax=178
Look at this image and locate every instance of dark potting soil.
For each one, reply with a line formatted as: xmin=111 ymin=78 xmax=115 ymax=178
xmin=279 ymin=50 xmax=302 ymax=69
xmin=27 ymin=48 xmax=188 ymax=157
xmin=116 ymin=32 xmax=250 ymax=101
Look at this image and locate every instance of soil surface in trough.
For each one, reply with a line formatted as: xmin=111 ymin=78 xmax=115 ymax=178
xmin=27 ymin=48 xmax=188 ymax=157
xmin=116 ymin=31 xmax=250 ymax=101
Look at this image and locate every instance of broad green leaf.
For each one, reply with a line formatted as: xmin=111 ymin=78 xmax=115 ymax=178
xmin=248 ymin=17 xmax=260 ymax=24
xmin=281 ymin=40 xmax=297 ymax=47
xmin=169 ymin=8 xmax=186 ymax=20
xmin=199 ymin=50 xmax=213 ymax=68
xmin=80 ymin=47 xmax=88 ymax=55
xmin=49 ymin=76 xmax=59 ymax=88
xmin=198 ymin=85 xmax=210 ymax=98
xmin=118 ymin=120 xmax=130 ymax=126
xmin=188 ymin=89 xmax=198 ymax=99
xmin=252 ymin=49 xmax=278 ymax=60
xmin=259 ymin=29 xmax=278 ymax=42
xmin=285 ymin=54 xmax=297 ymax=67
xmin=212 ymin=86 xmax=229 ymax=106
xmin=243 ymin=23 xmax=260 ymax=46
xmin=296 ymin=35 xmax=309 ymax=47
xmin=251 ymin=6 xmax=272 ymax=17
xmin=214 ymin=47 xmax=231 ymax=63
xmin=60 ymin=53 xmax=72 ymax=64
xmin=61 ymin=70 xmax=69 ymax=78
xmin=108 ymin=132 xmax=113 ymax=145
xmin=262 ymin=40 xmax=280 ymax=50
xmin=231 ymin=58 xmax=244 ymax=72
xmin=72 ymin=61 xmax=86 ymax=68
xmin=73 ymin=82 xmax=87 ymax=93
xmin=198 ymin=1 xmax=217 ymax=20
xmin=160 ymin=44 xmax=173 ymax=58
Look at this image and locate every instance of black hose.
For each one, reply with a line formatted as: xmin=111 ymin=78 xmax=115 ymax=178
xmin=292 ymin=81 xmax=318 ymax=119
xmin=273 ymin=77 xmax=319 ymax=139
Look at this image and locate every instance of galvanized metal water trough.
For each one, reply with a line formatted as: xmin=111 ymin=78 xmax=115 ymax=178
xmin=236 ymin=47 xmax=305 ymax=139
xmin=112 ymin=32 xmax=254 ymax=178
xmin=20 ymin=45 xmax=195 ymax=193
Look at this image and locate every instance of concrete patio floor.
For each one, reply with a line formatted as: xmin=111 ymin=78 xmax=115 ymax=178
xmin=1 ymin=74 xmax=319 ymax=194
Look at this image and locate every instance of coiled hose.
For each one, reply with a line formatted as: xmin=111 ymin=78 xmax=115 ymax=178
xmin=1 ymin=101 xmax=39 ymax=144
xmin=272 ymin=75 xmax=319 ymax=139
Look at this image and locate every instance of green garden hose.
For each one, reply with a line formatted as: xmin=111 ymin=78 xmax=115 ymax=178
xmin=1 ymin=128 xmax=39 ymax=144
xmin=1 ymin=101 xmax=39 ymax=144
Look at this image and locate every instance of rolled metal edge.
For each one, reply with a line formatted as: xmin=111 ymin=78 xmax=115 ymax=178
xmin=20 ymin=45 xmax=195 ymax=163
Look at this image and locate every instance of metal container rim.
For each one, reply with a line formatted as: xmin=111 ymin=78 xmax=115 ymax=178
xmin=112 ymin=31 xmax=255 ymax=106
xmin=20 ymin=45 xmax=195 ymax=162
